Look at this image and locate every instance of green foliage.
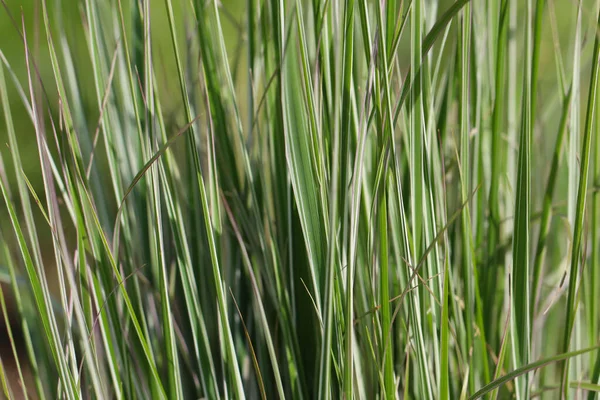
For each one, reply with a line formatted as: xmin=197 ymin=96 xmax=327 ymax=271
xmin=0 ymin=0 xmax=599 ymax=398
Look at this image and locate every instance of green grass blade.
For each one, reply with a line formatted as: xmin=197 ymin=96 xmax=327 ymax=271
xmin=560 ymin=5 xmax=600 ymax=397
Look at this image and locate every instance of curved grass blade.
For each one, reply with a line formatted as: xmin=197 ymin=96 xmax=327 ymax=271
xmin=470 ymin=345 xmax=600 ymax=400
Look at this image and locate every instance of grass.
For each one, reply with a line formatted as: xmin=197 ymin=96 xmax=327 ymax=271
xmin=0 ymin=0 xmax=599 ymax=398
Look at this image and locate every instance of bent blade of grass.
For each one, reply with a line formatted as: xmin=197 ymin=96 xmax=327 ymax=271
xmin=393 ymin=0 xmax=473 ymax=125
xmin=470 ymin=345 xmax=600 ymax=400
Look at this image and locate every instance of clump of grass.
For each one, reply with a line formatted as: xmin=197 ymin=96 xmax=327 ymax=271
xmin=0 ymin=0 xmax=599 ymax=398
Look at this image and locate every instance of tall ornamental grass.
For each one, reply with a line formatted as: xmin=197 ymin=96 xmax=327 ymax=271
xmin=0 ymin=0 xmax=600 ymax=398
